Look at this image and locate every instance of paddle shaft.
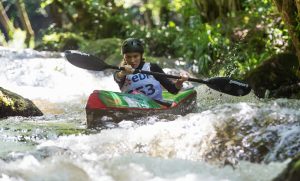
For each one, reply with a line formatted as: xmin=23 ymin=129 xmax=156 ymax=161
xmin=107 ymin=65 xmax=208 ymax=84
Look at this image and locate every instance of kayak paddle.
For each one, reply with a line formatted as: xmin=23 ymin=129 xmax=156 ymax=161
xmin=64 ymin=50 xmax=251 ymax=96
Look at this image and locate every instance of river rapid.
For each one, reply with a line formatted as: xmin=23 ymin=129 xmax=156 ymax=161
xmin=0 ymin=48 xmax=299 ymax=181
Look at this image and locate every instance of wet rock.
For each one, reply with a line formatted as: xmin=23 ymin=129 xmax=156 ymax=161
xmin=272 ymin=154 xmax=300 ymax=181
xmin=245 ymin=53 xmax=299 ymax=98
xmin=269 ymin=83 xmax=300 ymax=98
xmin=203 ymin=101 xmax=300 ymax=164
xmin=0 ymin=87 xmax=43 ymax=118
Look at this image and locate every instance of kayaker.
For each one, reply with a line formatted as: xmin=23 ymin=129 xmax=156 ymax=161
xmin=114 ymin=38 xmax=188 ymax=102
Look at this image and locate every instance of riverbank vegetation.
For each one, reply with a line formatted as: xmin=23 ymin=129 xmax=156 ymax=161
xmin=0 ymin=0 xmax=299 ymax=79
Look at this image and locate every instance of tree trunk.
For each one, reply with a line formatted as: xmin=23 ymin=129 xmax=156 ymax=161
xmin=194 ymin=0 xmax=218 ymax=22
xmin=0 ymin=2 xmax=14 ymax=40
xmin=194 ymin=0 xmax=241 ymax=22
xmin=160 ymin=5 xmax=170 ymax=26
xmin=16 ymin=0 xmax=34 ymax=47
xmin=142 ymin=0 xmax=155 ymax=28
xmin=49 ymin=4 xmax=62 ymax=28
xmin=53 ymin=0 xmax=75 ymax=25
xmin=273 ymin=0 xmax=300 ymax=75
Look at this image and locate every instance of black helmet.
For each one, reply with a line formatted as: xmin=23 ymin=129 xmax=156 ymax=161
xmin=121 ymin=38 xmax=144 ymax=54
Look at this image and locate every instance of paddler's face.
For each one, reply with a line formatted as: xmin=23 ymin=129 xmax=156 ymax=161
xmin=123 ymin=52 xmax=142 ymax=69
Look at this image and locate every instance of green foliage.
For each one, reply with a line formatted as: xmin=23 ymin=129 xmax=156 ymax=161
xmin=217 ymin=0 xmax=291 ymax=78
xmin=143 ymin=0 xmax=197 ymax=25
xmin=124 ymin=24 xmax=180 ymax=57
xmin=32 ymin=0 xmax=293 ymax=79
xmin=242 ymin=0 xmax=275 ymax=16
xmin=123 ymin=16 xmax=230 ymax=76
xmin=37 ymin=31 xmax=84 ymax=51
xmin=173 ymin=22 xmax=230 ymax=75
xmin=80 ymin=38 xmax=122 ymax=63
xmin=120 ymin=0 xmax=290 ymax=78
xmin=44 ymin=0 xmax=129 ymax=39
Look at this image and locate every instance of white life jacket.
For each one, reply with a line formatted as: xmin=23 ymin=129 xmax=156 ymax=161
xmin=121 ymin=63 xmax=163 ymax=101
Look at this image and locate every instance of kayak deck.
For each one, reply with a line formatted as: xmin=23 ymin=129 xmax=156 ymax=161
xmin=86 ymin=89 xmax=197 ymax=128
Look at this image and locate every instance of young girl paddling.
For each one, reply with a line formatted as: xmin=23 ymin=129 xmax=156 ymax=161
xmin=114 ymin=38 xmax=188 ymax=102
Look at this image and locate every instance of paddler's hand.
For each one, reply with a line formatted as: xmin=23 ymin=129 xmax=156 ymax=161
xmin=117 ymin=65 xmax=135 ymax=78
xmin=175 ymin=73 xmax=189 ymax=89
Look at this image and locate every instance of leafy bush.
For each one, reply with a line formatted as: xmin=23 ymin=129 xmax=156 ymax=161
xmin=34 ymin=0 xmax=292 ymax=79
xmin=35 ymin=31 xmax=84 ymax=51
xmin=80 ymin=38 xmax=122 ymax=62
xmin=124 ymin=24 xmax=180 ymax=57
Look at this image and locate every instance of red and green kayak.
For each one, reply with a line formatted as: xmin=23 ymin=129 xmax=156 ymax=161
xmin=85 ymin=89 xmax=197 ymax=128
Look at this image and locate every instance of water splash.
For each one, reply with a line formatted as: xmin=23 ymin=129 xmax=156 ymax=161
xmin=0 ymin=48 xmax=119 ymax=103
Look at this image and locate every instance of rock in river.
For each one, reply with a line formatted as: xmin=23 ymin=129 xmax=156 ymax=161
xmin=272 ymin=154 xmax=300 ymax=181
xmin=0 ymin=87 xmax=43 ymax=118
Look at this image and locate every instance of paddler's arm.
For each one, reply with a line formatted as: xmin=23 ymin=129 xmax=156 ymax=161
xmin=113 ymin=71 xmax=126 ymax=88
xmin=175 ymin=74 xmax=188 ymax=89
xmin=150 ymin=63 xmax=184 ymax=94
xmin=114 ymin=65 xmax=134 ymax=88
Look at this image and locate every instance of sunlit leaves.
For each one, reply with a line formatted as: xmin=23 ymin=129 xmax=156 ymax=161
xmin=168 ymin=21 xmax=176 ymax=28
xmin=243 ymin=16 xmax=250 ymax=24
xmin=40 ymin=0 xmax=55 ymax=8
xmin=43 ymin=32 xmax=60 ymax=42
xmin=169 ymin=0 xmax=185 ymax=11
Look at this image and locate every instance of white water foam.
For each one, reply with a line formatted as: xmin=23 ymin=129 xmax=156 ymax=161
xmin=0 ymin=54 xmax=119 ymax=102
xmin=1 ymin=48 xmax=298 ymax=181
xmin=0 ymin=154 xmax=288 ymax=181
xmin=0 ymin=112 xmax=288 ymax=181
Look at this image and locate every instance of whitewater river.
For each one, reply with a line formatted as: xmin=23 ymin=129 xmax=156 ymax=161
xmin=0 ymin=48 xmax=299 ymax=181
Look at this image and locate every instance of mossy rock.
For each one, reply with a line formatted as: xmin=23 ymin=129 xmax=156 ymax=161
xmin=0 ymin=87 xmax=43 ymax=118
xmin=245 ymin=53 xmax=299 ymax=98
xmin=272 ymin=154 xmax=300 ymax=181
